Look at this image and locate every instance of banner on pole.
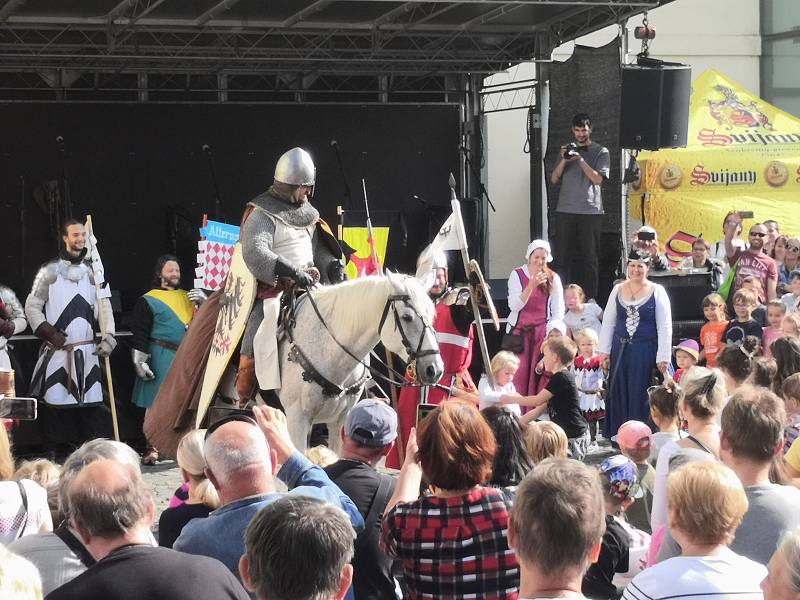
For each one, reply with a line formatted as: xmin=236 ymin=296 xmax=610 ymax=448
xmin=196 ymin=220 xmax=240 ymax=290
xmin=342 ymin=226 xmax=390 ymax=279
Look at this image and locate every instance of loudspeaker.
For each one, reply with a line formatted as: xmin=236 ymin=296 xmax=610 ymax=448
xmin=620 ymin=64 xmax=691 ymax=150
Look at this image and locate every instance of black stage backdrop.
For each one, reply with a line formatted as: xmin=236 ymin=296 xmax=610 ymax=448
xmin=546 ymin=39 xmax=623 ymax=303
xmin=0 ymin=103 xmax=461 ymax=307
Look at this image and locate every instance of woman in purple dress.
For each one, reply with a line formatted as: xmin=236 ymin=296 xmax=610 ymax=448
xmin=506 ymin=240 xmax=565 ymax=395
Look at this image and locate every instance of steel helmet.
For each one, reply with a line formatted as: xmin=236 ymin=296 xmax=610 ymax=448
xmin=274 ymin=147 xmax=315 ymax=187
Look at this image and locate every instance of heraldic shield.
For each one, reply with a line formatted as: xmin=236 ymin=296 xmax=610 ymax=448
xmin=196 ymin=242 xmax=257 ymax=427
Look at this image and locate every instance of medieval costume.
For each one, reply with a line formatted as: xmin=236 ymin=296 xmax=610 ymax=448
xmin=0 ymin=285 xmax=27 ymax=372
xmin=386 ymin=255 xmax=476 ymax=469
xmin=145 ymin=147 xmax=345 ymax=458
xmin=25 ymin=246 xmax=116 ymax=449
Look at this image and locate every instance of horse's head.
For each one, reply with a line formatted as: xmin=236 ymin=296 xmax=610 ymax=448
xmin=380 ymin=272 xmax=444 ymax=385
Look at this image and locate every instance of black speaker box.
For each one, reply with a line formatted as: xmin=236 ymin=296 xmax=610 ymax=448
xmin=620 ymin=64 xmax=691 ymax=150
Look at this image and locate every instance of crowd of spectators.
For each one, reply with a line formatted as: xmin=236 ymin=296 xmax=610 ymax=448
xmin=3 ymin=211 xmax=800 ymax=599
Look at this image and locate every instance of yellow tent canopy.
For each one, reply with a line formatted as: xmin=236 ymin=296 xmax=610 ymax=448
xmin=632 ymin=69 xmax=800 ymax=264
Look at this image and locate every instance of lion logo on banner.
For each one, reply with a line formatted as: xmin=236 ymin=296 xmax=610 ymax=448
xmin=708 ymin=85 xmax=774 ymax=131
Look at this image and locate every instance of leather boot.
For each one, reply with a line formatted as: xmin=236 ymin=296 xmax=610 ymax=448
xmin=236 ymin=355 xmax=257 ymax=408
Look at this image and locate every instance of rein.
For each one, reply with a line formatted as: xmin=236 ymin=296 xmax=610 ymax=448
xmin=290 ymin=281 xmax=439 ymax=392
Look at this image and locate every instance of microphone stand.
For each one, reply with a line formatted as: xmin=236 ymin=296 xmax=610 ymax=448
xmin=19 ymin=176 xmax=25 ymax=282
xmin=203 ymin=144 xmax=223 ymax=221
xmin=56 ymin=136 xmax=73 ymax=221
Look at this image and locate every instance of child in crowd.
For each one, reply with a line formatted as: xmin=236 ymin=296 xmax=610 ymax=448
xmin=524 ymin=421 xmax=568 ymax=463
xmin=533 ymin=319 xmax=567 ymax=394
xmin=781 ymin=269 xmax=800 ymax=314
xmin=514 ymin=336 xmax=590 ymax=460
xmin=13 ymin=458 xmax=61 ymax=524
xmin=723 ymin=288 xmax=763 ymax=345
xmin=478 ymin=350 xmax=522 ymax=417
xmin=564 ymin=284 xmax=603 ymax=336
xmin=782 ymin=373 xmax=800 ymax=454
xmin=763 ymin=300 xmax=787 ymax=358
xmin=699 ymin=293 xmax=728 ymax=368
xmin=672 ymin=339 xmax=699 ymax=383
xmin=572 ymin=328 xmax=605 ymax=446
xmin=647 ymin=383 xmax=681 ymax=464
xmin=784 ymin=312 xmax=800 ymax=338
xmin=747 ymin=357 xmax=777 ymax=388
xmin=741 ymin=275 xmax=767 ymax=326
xmin=582 ymin=455 xmax=650 ymax=599
xmin=617 ymin=420 xmax=656 ymax=534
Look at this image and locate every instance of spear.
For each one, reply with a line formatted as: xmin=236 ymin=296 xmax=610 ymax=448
xmin=85 ymin=215 xmax=120 ymax=441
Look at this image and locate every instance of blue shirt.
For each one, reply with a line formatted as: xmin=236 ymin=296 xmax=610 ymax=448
xmin=173 ymin=451 xmax=364 ymax=579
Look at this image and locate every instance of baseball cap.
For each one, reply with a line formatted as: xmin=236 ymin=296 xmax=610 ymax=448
xmin=616 ymin=420 xmax=653 ymax=452
xmin=673 ymin=339 xmax=700 ymax=361
xmin=345 ymin=399 xmax=398 ymax=447
xmin=599 ymin=455 xmax=643 ymax=500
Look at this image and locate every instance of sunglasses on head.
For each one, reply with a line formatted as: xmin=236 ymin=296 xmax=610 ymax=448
xmin=749 ymin=232 xmax=767 ymax=237
xmin=204 ymin=411 xmax=257 ymax=440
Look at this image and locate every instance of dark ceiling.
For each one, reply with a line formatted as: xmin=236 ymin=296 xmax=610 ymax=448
xmin=0 ymin=0 xmax=674 ymax=100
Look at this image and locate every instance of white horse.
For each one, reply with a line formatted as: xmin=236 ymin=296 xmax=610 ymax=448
xmin=271 ymin=271 xmax=444 ymax=453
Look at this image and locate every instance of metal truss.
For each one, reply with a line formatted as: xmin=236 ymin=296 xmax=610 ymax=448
xmin=0 ymin=0 xmax=669 ymax=101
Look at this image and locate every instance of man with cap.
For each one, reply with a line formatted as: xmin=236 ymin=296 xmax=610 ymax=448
xmin=325 ymin=399 xmax=399 ymax=599
xmin=387 ymin=250 xmax=477 ymax=468
xmin=236 ymin=147 xmax=346 ymax=403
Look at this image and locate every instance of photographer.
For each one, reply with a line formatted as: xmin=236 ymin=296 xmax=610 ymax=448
xmin=631 ymin=226 xmax=669 ymax=272
xmin=551 ymin=113 xmax=610 ymax=301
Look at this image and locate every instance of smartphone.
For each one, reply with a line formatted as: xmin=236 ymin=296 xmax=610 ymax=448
xmin=637 ymin=231 xmax=656 ymax=241
xmin=416 ymin=403 xmax=437 ymax=425
xmin=0 ymin=397 xmax=37 ymax=420
xmin=738 ymin=211 xmax=754 ymax=219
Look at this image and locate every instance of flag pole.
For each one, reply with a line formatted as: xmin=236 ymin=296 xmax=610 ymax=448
xmin=85 ymin=215 xmax=120 ymax=442
xmin=448 ymin=174 xmax=494 ymax=388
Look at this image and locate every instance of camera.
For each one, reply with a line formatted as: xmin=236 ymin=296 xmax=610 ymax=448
xmin=563 ymin=142 xmax=580 ymax=159
xmin=637 ymin=231 xmax=656 ymax=241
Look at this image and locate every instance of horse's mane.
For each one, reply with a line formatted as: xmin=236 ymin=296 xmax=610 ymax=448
xmin=311 ymin=275 xmax=435 ymax=333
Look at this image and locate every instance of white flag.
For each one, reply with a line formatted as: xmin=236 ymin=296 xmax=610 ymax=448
xmin=415 ymin=211 xmax=465 ymax=286
xmin=84 ymin=221 xmax=113 ymax=299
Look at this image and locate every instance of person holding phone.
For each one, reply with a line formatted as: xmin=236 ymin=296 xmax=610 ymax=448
xmin=550 ymin=113 xmax=610 ymax=301
xmin=725 ymin=221 xmax=778 ymax=304
xmin=630 ymin=226 xmax=669 ymax=271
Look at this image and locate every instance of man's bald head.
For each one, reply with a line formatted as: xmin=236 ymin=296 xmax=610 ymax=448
xmin=69 ymin=459 xmax=154 ymax=539
xmin=204 ymin=420 xmax=271 ymax=487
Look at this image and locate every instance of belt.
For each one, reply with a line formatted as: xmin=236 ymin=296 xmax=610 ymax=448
xmin=149 ymin=338 xmax=180 ymax=352
xmin=62 ymin=338 xmax=96 ymax=398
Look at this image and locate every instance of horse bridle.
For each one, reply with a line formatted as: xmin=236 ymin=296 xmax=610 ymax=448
xmin=378 ymin=292 xmax=440 ymax=362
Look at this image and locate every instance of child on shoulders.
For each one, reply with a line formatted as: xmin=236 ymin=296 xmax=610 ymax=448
xmin=478 ymin=351 xmax=522 ymax=417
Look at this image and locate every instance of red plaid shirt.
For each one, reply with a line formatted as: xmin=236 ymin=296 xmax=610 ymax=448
xmin=381 ymin=486 xmax=519 ymax=599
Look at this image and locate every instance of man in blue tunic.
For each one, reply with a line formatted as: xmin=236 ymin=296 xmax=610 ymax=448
xmin=130 ymin=255 xmax=206 ymax=463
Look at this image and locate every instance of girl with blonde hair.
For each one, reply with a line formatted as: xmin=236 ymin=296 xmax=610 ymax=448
xmin=158 ymin=429 xmax=219 ymax=548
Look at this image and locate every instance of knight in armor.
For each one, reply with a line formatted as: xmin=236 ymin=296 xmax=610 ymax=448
xmin=386 ymin=251 xmax=477 ymax=469
xmin=0 ymin=284 xmax=27 ymax=372
xmin=25 ymin=219 xmax=116 ymax=453
xmin=130 ymin=255 xmax=206 ymax=464
xmin=236 ymin=147 xmax=345 ymax=404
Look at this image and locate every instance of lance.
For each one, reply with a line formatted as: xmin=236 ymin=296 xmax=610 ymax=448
xmin=448 ymin=173 xmax=495 ymax=388
xmin=85 ymin=215 xmax=120 ymax=441
xmin=361 ymin=179 xmax=382 ymax=276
